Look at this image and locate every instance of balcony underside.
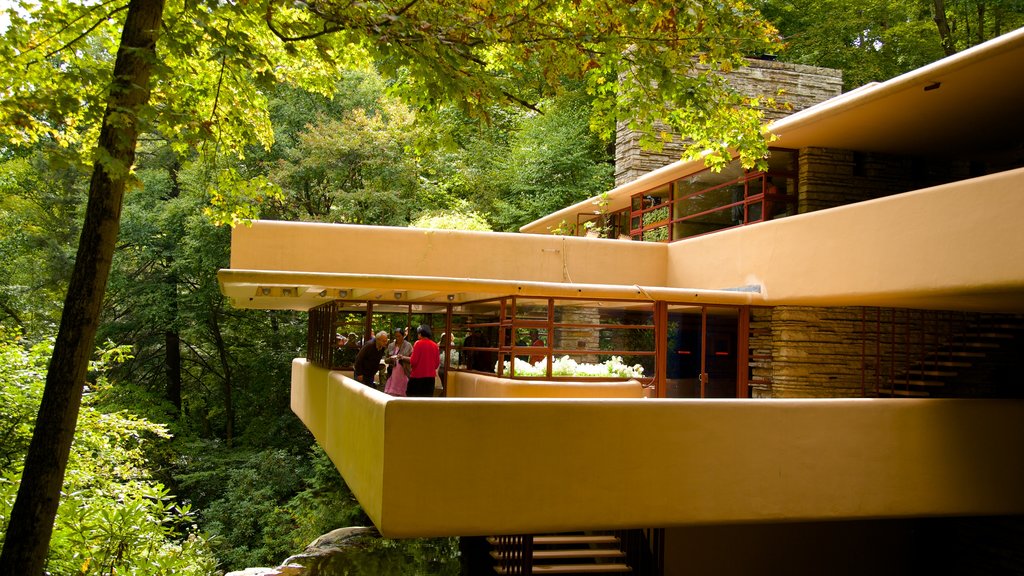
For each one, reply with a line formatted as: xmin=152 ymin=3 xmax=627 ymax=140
xmin=291 ymin=359 xmax=1024 ymax=538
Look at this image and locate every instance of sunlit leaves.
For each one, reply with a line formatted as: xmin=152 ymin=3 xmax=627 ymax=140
xmin=272 ymin=0 xmax=782 ymax=168
xmin=751 ymin=0 xmax=1015 ymax=88
xmin=204 ymin=166 xmax=283 ymax=227
xmin=410 ymin=208 xmax=493 ymax=231
xmin=0 ymin=333 xmax=218 ymax=574
xmin=261 ymin=77 xmax=425 ymax=226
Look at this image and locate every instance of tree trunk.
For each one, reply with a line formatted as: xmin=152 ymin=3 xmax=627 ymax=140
xmin=932 ymin=0 xmax=957 ymax=56
xmin=210 ymin=308 xmax=235 ymax=447
xmin=976 ymin=3 xmax=986 ymax=46
xmin=164 ymin=160 xmax=183 ymax=414
xmin=165 ymin=325 xmax=183 ymax=413
xmin=0 ymin=1 xmax=165 ymax=574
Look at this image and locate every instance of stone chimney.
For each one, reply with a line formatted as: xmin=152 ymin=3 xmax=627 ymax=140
xmin=614 ymin=59 xmax=843 ymax=187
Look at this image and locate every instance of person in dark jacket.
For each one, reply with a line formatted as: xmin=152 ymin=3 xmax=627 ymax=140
xmin=353 ymin=331 xmax=389 ymax=387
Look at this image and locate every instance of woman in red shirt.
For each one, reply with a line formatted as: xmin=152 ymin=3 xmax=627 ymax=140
xmin=406 ymin=324 xmax=440 ymax=397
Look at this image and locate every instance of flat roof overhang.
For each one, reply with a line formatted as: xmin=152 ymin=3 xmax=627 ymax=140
xmin=293 ymin=360 xmax=1024 ymax=538
xmin=220 ymin=167 xmax=1024 ymax=314
xmin=520 ymin=26 xmax=1024 ymax=235
xmin=218 ymin=269 xmax=763 ymax=311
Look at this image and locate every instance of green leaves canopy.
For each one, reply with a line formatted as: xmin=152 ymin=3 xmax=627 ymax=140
xmin=1 ymin=0 xmax=782 ymax=185
xmin=271 ymin=0 xmax=782 ymax=167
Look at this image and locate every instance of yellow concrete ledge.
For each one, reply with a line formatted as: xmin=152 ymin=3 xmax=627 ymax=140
xmin=447 ymin=371 xmax=644 ymax=398
xmin=667 ymin=167 xmax=1024 ymax=313
xmin=231 ymin=221 xmax=667 ymax=288
xmin=291 ymin=359 xmax=1024 ymax=538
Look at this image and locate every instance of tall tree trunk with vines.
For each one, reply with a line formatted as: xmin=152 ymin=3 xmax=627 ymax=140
xmin=210 ymin=306 xmax=235 ymax=447
xmin=933 ymin=0 xmax=958 ymax=56
xmin=0 ymin=1 xmax=166 ymax=573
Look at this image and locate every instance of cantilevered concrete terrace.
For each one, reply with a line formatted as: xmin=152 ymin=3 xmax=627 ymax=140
xmin=293 ymin=359 xmax=1024 ymax=537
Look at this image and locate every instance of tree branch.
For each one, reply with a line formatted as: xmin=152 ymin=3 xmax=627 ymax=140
xmin=16 ymin=0 xmax=127 ymax=57
xmin=373 ymin=0 xmax=421 ymax=28
xmin=502 ymin=90 xmax=542 ymax=114
xmin=265 ymin=1 xmax=346 ymax=42
xmin=30 ymin=3 xmax=131 ymax=65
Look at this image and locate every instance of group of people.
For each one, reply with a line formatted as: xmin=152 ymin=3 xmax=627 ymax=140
xmin=349 ymin=325 xmax=440 ymax=397
xmin=342 ymin=325 xmax=546 ymax=395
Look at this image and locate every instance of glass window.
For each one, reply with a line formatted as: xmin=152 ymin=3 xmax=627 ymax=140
xmin=452 ymin=300 xmax=502 ymax=373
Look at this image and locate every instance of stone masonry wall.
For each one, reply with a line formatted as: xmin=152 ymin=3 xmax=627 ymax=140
xmin=554 ymin=306 xmax=602 ymax=364
xmin=798 ymin=147 xmax=971 ymax=214
xmin=615 ymin=59 xmax=843 ymax=186
xmin=750 ymin=306 xmax=870 ymax=398
xmin=748 ymin=306 xmax=980 ymax=398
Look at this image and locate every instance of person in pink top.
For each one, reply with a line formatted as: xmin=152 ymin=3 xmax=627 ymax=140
xmin=406 ymin=324 xmax=440 ymax=397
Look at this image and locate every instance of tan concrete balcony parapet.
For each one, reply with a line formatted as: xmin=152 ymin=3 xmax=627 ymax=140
xmin=229 ymin=220 xmax=668 ymax=286
xmin=447 ymin=371 xmax=644 ymax=399
xmin=667 ymin=167 xmax=1024 ymax=313
xmin=292 ymin=358 xmax=1024 ymax=538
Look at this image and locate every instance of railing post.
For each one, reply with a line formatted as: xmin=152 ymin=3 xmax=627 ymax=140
xmin=494 ymin=535 xmax=532 ymax=575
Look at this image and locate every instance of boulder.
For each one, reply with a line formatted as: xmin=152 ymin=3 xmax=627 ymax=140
xmin=228 ymin=526 xmax=380 ymax=576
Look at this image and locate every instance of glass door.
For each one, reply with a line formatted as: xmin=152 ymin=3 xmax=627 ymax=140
xmin=704 ymin=307 xmax=739 ymax=398
xmin=666 ymin=305 xmax=702 ymax=398
xmin=664 ymin=305 xmax=742 ymax=398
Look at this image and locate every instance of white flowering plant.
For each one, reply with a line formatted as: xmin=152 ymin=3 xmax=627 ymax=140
xmin=497 ymin=355 xmax=645 ymax=379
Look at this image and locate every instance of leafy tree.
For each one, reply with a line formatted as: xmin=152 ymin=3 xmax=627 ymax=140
xmin=0 ymin=147 xmax=87 ymax=337
xmin=759 ymin=0 xmax=1024 ymax=89
xmin=174 ymin=445 xmax=364 ymax=569
xmin=486 ymin=92 xmax=615 ymax=231
xmin=929 ymin=0 xmax=1024 ymax=55
xmin=411 ymin=207 xmax=493 ymax=231
xmin=0 ymin=3 xmax=167 ymax=570
xmin=0 ymin=0 xmax=341 ymax=566
xmin=263 ymin=79 xmax=426 ymax=225
xmin=0 ymin=331 xmax=218 ymax=575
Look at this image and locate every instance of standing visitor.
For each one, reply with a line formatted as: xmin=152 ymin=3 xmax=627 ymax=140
xmin=407 ymin=324 xmax=440 ymax=397
xmin=353 ymin=331 xmax=389 ymax=387
xmin=438 ymin=332 xmax=459 ymax=396
xmin=386 ymin=328 xmax=413 ymax=381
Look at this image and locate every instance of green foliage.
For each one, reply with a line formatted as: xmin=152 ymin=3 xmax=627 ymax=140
xmin=642 ymin=227 xmax=669 ymax=243
xmin=259 ymin=0 xmax=783 ymax=181
xmin=0 ymin=146 xmax=88 ymax=336
xmin=411 ymin=208 xmax=493 ymax=231
xmin=175 ymin=444 xmax=369 ymax=570
xmin=0 ymin=329 xmax=47 ymax=472
xmin=486 ymin=93 xmax=616 ymax=231
xmin=0 ymin=331 xmax=218 ymax=574
xmin=253 ymin=72 xmax=426 ymax=226
xmin=548 ymin=220 xmax=578 ymax=236
xmin=758 ymin=0 xmax=1024 ymax=89
xmin=642 ymin=207 xmax=670 ymax=227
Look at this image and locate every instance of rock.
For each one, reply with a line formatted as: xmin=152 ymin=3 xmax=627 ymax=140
xmin=307 ymin=526 xmax=378 ymax=552
xmin=229 ymin=526 xmax=381 ymax=576
xmin=225 ymin=568 xmax=293 ymax=576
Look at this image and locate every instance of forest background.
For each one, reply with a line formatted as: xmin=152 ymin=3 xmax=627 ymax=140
xmin=1 ymin=0 xmax=1022 ymax=573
